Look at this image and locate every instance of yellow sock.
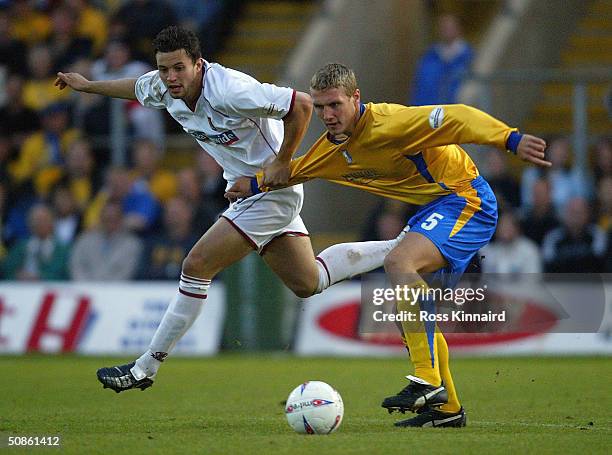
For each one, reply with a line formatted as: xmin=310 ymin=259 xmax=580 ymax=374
xmin=436 ymin=332 xmax=462 ymax=413
xmin=397 ymin=280 xmax=441 ymax=386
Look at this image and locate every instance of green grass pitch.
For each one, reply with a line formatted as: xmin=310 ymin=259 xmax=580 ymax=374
xmin=1 ymin=355 xmax=610 ymax=454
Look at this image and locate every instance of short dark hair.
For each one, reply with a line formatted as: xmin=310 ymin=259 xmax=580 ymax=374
xmin=152 ymin=26 xmax=202 ymax=62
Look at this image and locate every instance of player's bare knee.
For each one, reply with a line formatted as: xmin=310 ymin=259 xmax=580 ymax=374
xmin=384 ymin=252 xmax=416 ymax=276
xmin=286 ymin=275 xmax=318 ymax=298
xmin=288 ymin=280 xmax=316 ymax=298
xmin=294 ymin=287 xmax=315 ymax=299
xmin=182 ymin=251 xmax=209 ymax=277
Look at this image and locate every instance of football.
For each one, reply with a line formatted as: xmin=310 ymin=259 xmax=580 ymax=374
xmin=285 ymin=381 xmax=344 ymax=434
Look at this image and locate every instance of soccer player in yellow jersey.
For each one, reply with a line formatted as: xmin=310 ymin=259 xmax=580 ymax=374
xmin=227 ymin=63 xmax=550 ymax=428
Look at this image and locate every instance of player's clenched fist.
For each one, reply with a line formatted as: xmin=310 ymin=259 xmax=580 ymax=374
xmin=262 ymin=158 xmax=291 ymax=188
xmin=55 ymin=72 xmax=91 ymax=92
xmin=517 ymin=134 xmax=551 ymax=168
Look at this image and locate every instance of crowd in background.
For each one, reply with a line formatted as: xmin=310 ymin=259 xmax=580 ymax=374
xmin=0 ymin=0 xmax=236 ymax=280
xmin=0 ymin=3 xmax=609 ymax=282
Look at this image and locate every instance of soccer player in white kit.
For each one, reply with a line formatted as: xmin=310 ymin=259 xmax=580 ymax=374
xmin=55 ymin=26 xmax=399 ymax=392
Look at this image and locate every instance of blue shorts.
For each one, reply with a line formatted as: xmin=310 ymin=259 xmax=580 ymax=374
xmin=406 ymin=176 xmax=498 ymax=288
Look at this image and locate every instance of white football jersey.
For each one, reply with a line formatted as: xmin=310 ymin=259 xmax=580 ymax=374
xmin=135 ymin=62 xmax=297 ymax=187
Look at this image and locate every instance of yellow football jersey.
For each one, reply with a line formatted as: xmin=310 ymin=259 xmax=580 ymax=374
xmin=262 ymin=103 xmax=517 ymax=206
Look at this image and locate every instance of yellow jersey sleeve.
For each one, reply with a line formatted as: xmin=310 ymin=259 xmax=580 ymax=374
xmin=390 ymin=104 xmax=517 ymax=154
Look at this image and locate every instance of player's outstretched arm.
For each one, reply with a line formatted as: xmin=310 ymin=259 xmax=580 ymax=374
xmin=516 ymin=134 xmax=551 ymax=167
xmin=55 ymin=72 xmax=138 ymax=100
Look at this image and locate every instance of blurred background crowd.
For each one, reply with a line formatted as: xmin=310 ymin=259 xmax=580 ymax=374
xmin=0 ymin=0 xmax=239 ymax=281
xmin=0 ymin=0 xmax=609 ymax=282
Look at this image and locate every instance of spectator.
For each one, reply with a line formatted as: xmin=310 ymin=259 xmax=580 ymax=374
xmin=89 ymin=38 xmax=165 ymax=146
xmin=2 ymin=203 xmax=70 ymax=280
xmin=520 ymin=178 xmax=559 ymax=245
xmin=46 ymin=5 xmax=93 ymax=72
xmin=139 ymin=197 xmax=199 ymax=280
xmin=521 ymin=136 xmax=592 ymax=215
xmin=410 ymin=14 xmax=473 ymax=106
xmin=196 ymin=150 xmax=226 ymax=215
xmin=0 ymin=7 xmax=28 ymax=74
xmin=1 ymin=182 xmax=37 ymax=247
xmin=595 ymin=176 xmax=612 ymax=233
xmin=8 ymin=0 xmax=50 ymax=45
xmin=0 ymin=131 xmax=37 ymax=247
xmin=109 ymin=0 xmax=177 ymax=61
xmin=84 ymin=166 xmax=160 ymax=234
xmin=22 ymin=44 xmax=71 ymax=111
xmin=0 ymin=73 xmax=40 ymax=150
xmin=9 ymin=102 xmax=79 ymax=193
xmin=130 ymin=138 xmax=177 ymax=203
xmin=51 ymin=184 xmax=83 ymax=246
xmin=485 ymin=152 xmax=520 ymax=209
xmin=592 ymin=137 xmax=611 ymax=184
xmin=176 ymin=167 xmax=219 ymax=236
xmin=542 ymin=197 xmax=607 ymax=273
xmin=361 ymin=200 xmax=414 ymax=241
xmin=91 ymin=38 xmax=150 ymax=80
xmin=63 ymin=0 xmax=108 ymax=56
xmin=171 ymin=0 xmax=225 ymax=57
xmin=481 ymin=211 xmax=542 ymax=276
xmin=0 ymin=131 xmax=12 ymax=187
xmin=54 ymin=138 xmax=100 ymax=210
xmin=70 ymin=200 xmax=143 ymax=280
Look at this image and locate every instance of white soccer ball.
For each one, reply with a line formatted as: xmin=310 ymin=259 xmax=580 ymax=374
xmin=285 ymin=380 xmax=344 ymax=434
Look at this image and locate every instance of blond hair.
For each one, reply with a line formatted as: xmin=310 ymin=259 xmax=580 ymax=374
xmin=310 ymin=63 xmax=358 ymax=97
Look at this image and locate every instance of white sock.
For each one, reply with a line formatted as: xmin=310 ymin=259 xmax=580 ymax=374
xmin=314 ymin=236 xmax=402 ymax=293
xmin=132 ymin=273 xmax=210 ymax=379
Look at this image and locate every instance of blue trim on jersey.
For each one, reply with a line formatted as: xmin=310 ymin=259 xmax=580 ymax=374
xmin=406 ymin=152 xmax=451 ymax=191
xmin=406 ymin=152 xmax=435 ymax=183
xmin=250 ymin=177 xmax=261 ymax=195
xmin=506 ymin=131 xmax=522 ymax=154
xmin=420 ymin=296 xmax=437 ymax=368
xmin=359 ymin=103 xmax=366 ymax=115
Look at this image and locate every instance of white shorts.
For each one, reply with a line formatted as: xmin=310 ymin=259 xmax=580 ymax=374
xmin=221 ymin=184 xmax=309 ymax=254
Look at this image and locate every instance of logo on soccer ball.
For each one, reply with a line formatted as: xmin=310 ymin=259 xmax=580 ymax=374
xmin=311 ymin=399 xmax=333 ymax=407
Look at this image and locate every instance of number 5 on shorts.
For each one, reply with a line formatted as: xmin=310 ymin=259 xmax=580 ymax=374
xmin=421 ymin=213 xmax=444 ymax=230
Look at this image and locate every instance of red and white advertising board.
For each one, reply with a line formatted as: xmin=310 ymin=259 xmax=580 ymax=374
xmin=294 ymin=282 xmax=612 ymax=356
xmin=0 ymin=283 xmax=225 ymax=355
